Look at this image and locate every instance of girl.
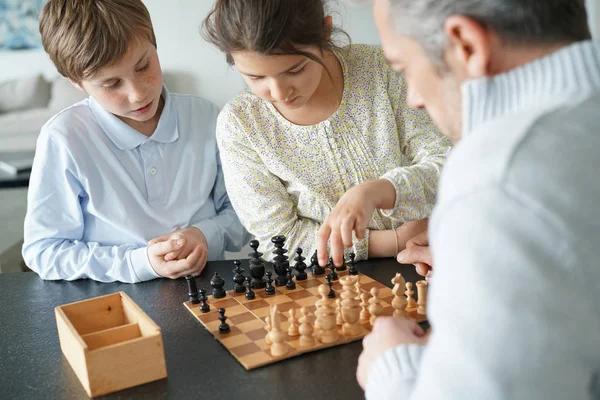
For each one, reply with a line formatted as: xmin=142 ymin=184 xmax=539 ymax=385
xmin=202 ymin=0 xmax=450 ymax=263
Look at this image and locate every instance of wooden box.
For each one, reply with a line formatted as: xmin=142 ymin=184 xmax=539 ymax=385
xmin=55 ymin=292 xmax=167 ymax=397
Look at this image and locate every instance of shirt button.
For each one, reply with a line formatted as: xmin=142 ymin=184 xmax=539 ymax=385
xmin=150 ymin=167 xmax=157 ymax=175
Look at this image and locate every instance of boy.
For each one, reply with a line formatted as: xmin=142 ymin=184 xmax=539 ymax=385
xmin=22 ymin=0 xmax=248 ymax=283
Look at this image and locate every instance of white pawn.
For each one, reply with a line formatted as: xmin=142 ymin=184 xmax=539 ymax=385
xmin=359 ymin=291 xmax=371 ymax=322
xmin=264 ymin=315 xmax=272 ymax=345
xmin=288 ymin=308 xmax=299 ymax=337
xmin=368 ymin=287 xmax=384 ymax=326
xmin=267 ymin=305 xmax=288 ymax=357
xmin=391 ymin=273 xmax=408 ymax=318
xmin=298 ymin=307 xmax=315 ymax=347
xmin=405 ymin=282 xmax=418 ymax=312
xmin=336 ymin=298 xmax=344 ymax=326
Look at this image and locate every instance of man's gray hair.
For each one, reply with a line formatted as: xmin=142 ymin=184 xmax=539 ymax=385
xmin=387 ymin=0 xmax=591 ymax=67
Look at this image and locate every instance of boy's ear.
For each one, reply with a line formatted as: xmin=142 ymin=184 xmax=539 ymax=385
xmin=324 ymin=15 xmax=333 ymax=41
xmin=67 ymin=78 xmax=86 ymax=93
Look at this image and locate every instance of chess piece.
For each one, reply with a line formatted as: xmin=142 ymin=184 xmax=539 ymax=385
xmin=245 ymin=276 xmax=256 ymax=300
xmin=340 ymin=275 xmax=364 ymax=336
xmin=405 ymin=282 xmax=417 ymax=312
xmin=265 ymin=271 xmax=276 ymax=295
xmin=327 ymin=258 xmax=338 ymax=281
xmin=416 ymin=280 xmax=428 ymax=315
xmin=271 ymin=235 xmax=289 ymax=286
xmin=198 ymin=288 xmax=210 ymax=313
xmin=316 ymin=284 xmax=339 ymax=344
xmin=210 ymin=272 xmax=226 ymax=299
xmin=325 ymin=274 xmax=336 ymax=298
xmin=248 ymin=239 xmax=266 ymax=289
xmin=354 ymin=275 xmax=361 ymax=300
xmin=293 ymin=248 xmax=308 ymax=280
xmin=185 ymin=275 xmax=200 ymax=304
xmin=310 ymin=250 xmax=325 ymax=275
xmin=359 ymin=291 xmax=371 ymax=322
xmin=287 ymin=308 xmax=299 ymax=336
xmin=336 ymin=257 xmax=347 ymax=272
xmin=348 ymin=252 xmax=359 ymax=275
xmin=218 ymin=308 xmax=230 ymax=333
xmin=264 ymin=315 xmax=272 ymax=345
xmin=232 ymin=260 xmax=245 ymax=293
xmin=391 ymin=273 xmax=408 ymax=318
xmin=336 ymin=298 xmax=343 ymax=326
xmin=285 ymin=267 xmax=296 ymax=290
xmin=267 ymin=305 xmax=288 ymax=356
xmin=298 ymin=307 xmax=315 ymax=347
xmin=368 ymin=287 xmax=384 ymax=326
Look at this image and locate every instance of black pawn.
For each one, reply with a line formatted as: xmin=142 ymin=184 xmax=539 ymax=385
xmin=199 ymin=288 xmax=210 ymax=313
xmin=218 ymin=308 xmax=230 ymax=333
xmin=232 ymin=260 xmax=246 ymax=293
xmin=327 ymin=257 xmax=338 ymax=281
xmin=265 ymin=271 xmax=276 ymax=295
xmin=210 ymin=272 xmax=226 ymax=299
xmin=285 ymin=268 xmax=296 ymax=290
xmin=185 ymin=275 xmax=200 ymax=304
xmin=293 ymin=247 xmax=308 ymax=280
xmin=326 ymin=274 xmax=336 ymax=298
xmin=311 ymin=250 xmax=326 ymax=275
xmin=245 ymin=276 xmax=256 ymax=300
xmin=348 ymin=252 xmax=359 ymax=275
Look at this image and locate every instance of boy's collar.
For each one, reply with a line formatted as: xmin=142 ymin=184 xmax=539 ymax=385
xmin=90 ymin=84 xmax=179 ymax=150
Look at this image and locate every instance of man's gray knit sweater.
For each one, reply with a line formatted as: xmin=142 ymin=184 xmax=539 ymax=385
xmin=366 ymin=40 xmax=600 ymax=400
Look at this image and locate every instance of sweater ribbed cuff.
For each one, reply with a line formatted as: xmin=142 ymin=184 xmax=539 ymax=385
xmin=365 ymin=344 xmax=425 ymax=400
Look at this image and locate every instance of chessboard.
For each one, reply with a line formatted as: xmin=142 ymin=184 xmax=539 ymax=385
xmin=183 ymin=267 xmax=427 ymax=370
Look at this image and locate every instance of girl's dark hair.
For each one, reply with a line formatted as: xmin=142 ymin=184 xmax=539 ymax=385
xmin=202 ymin=0 xmax=350 ymax=71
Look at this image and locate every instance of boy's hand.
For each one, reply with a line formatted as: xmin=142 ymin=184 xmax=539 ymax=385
xmin=147 ymin=239 xmax=206 ymax=279
xmin=356 ymin=317 xmax=430 ymax=390
xmin=150 ymin=226 xmax=208 ymax=262
xmin=317 ymin=179 xmax=396 ymax=267
xmin=397 ymin=230 xmax=433 ymax=282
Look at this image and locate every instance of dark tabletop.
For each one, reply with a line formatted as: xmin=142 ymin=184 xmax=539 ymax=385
xmin=0 ymin=258 xmax=423 ymax=400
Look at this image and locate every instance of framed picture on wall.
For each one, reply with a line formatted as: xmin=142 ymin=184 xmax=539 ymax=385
xmin=0 ymin=0 xmax=44 ymax=50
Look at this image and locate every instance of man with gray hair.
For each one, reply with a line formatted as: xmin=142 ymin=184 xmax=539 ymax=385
xmin=350 ymin=0 xmax=600 ymax=399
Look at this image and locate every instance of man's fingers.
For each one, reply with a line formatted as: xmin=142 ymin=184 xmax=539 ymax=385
xmin=148 ymin=233 xmax=170 ymax=246
xmin=397 ymin=245 xmax=432 ymax=266
xmin=415 ymin=262 xmax=430 ymax=277
xmin=164 ymin=249 xmax=182 ymax=262
xmin=170 ymin=245 xmax=204 ymax=279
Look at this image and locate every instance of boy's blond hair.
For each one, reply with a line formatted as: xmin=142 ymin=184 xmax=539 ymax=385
xmin=39 ymin=0 xmax=157 ymax=83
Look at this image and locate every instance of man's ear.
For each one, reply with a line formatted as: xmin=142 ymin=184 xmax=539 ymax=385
xmin=324 ymin=15 xmax=333 ymax=41
xmin=444 ymin=15 xmax=492 ymax=79
xmin=67 ymin=78 xmax=86 ymax=93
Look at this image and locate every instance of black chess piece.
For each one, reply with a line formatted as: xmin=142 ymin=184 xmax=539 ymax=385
xmin=232 ymin=260 xmax=246 ymax=293
xmin=265 ymin=271 xmax=276 ymax=295
xmin=327 ymin=257 xmax=338 ymax=281
xmin=348 ymin=252 xmax=359 ymax=275
xmin=248 ymin=239 xmax=267 ymax=289
xmin=311 ymin=250 xmax=326 ymax=275
xmin=210 ymin=272 xmax=226 ymax=299
xmin=244 ymin=276 xmax=256 ymax=300
xmin=285 ymin=268 xmax=296 ymax=290
xmin=325 ymin=274 xmax=336 ymax=298
xmin=185 ymin=275 xmax=200 ymax=304
xmin=218 ymin=308 xmax=230 ymax=333
xmin=336 ymin=256 xmax=347 ymax=272
xmin=293 ymin=247 xmax=308 ymax=280
xmin=271 ymin=235 xmax=289 ymax=286
xmin=199 ymin=288 xmax=210 ymax=313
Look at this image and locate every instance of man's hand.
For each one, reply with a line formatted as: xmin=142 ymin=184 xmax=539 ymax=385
xmin=397 ymin=230 xmax=433 ymax=281
xmin=357 ymin=317 xmax=429 ymax=390
xmin=147 ymin=239 xmax=207 ymax=279
xmin=150 ymin=226 xmax=208 ymax=261
xmin=317 ymin=179 xmax=396 ymax=267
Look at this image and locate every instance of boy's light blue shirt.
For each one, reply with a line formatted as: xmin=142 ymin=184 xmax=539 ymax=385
xmin=23 ymin=86 xmax=249 ymax=283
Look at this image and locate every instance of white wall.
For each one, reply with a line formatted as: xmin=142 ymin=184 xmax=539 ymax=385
xmin=0 ymin=1 xmax=378 ymax=107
